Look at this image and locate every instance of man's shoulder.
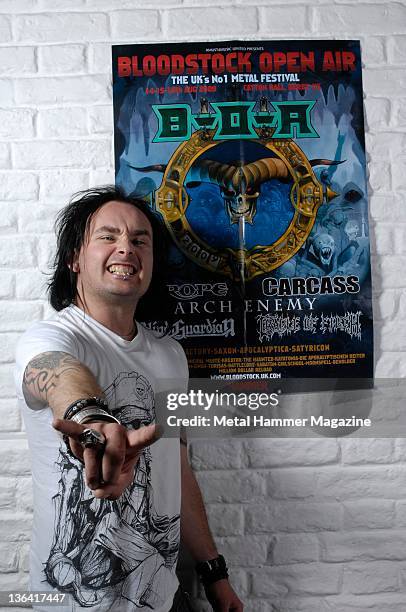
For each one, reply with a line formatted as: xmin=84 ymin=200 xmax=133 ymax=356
xmin=16 ymin=307 xmax=80 ymax=356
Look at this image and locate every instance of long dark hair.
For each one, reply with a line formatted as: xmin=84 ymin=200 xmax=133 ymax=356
xmin=48 ymin=186 xmax=173 ymax=333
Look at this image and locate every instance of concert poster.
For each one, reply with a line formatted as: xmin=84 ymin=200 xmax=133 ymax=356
xmin=112 ymin=40 xmax=373 ymax=381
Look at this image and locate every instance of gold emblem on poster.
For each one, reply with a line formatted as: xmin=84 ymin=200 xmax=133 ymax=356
xmin=155 ymin=128 xmax=334 ymax=281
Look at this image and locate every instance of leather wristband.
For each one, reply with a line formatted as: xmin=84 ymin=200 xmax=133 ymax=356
xmin=64 ymin=396 xmax=108 ymax=421
xmin=196 ymin=554 xmax=229 ymax=586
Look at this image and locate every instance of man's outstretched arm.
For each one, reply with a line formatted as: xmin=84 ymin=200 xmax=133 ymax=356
xmin=180 ymin=444 xmax=243 ymax=612
xmin=22 ymin=351 xmax=160 ymax=499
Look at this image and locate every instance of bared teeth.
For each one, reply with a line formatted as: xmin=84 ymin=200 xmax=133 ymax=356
xmin=108 ymin=265 xmax=135 ymax=275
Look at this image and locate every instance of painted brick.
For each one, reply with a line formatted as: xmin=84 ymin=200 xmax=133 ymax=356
xmin=216 ymin=535 xmax=268 ymax=566
xmin=0 ymin=302 xmax=43 ymax=332
xmin=360 ymin=37 xmax=386 ymax=65
xmin=15 ymin=478 xmax=33 ymax=514
xmin=165 ymin=8 xmax=258 ymax=37
xmin=0 ymin=440 xmax=31 ymax=476
xmin=343 ymin=501 xmax=396 ymax=530
xmin=18 ymin=204 xmax=57 ymax=234
xmin=90 ymin=168 xmax=115 ymax=185
xmin=0 ymin=399 xmax=21 ymax=432
xmin=364 ymin=69 xmax=406 ymax=97
xmin=320 ymin=532 xmax=406 ymax=562
xmin=341 ymin=438 xmax=396 ymax=464
xmin=267 ymin=466 xmax=406 ymax=501
xmin=88 ymin=105 xmax=113 ymax=134
xmin=0 ymin=47 xmax=36 ymax=76
xmin=38 ymin=44 xmax=87 ymax=74
xmin=40 ymin=169 xmax=89 ymax=200
xmin=0 ymin=0 xmax=37 ymax=9
xmin=16 ymin=268 xmax=47 ymax=300
xmin=37 ymin=234 xmax=57 ymax=272
xmin=392 ymin=99 xmax=406 ymax=127
xmin=206 ymin=504 xmax=244 ymax=536
xmin=0 ymin=143 xmax=11 ymax=168
xmin=387 ymin=35 xmax=406 ymax=64
xmin=343 ymin=561 xmax=399 ymax=594
xmin=37 ymin=107 xmax=88 ymax=139
xmin=244 ymin=439 xmax=339 ymax=468
xmin=13 ymin=140 xmax=111 ymax=169
xmin=0 ymin=514 xmax=32 ymax=541
xmin=380 ymin=319 xmax=406 ymax=352
xmin=366 ymin=132 xmax=406 ymax=157
xmin=88 ymin=43 xmax=111 ymax=74
xmin=0 ymin=574 xmax=29 ymax=593
xmin=111 ymin=10 xmax=160 ymax=39
xmin=0 ymin=333 xmax=20 ymax=363
xmin=191 ymin=440 xmax=244 ymax=470
xmin=364 ymin=98 xmax=390 ymax=130
xmin=38 ymin=0 xmax=86 ymax=7
xmin=0 ymin=15 xmax=11 ymax=41
xmin=314 ymin=4 xmax=406 ymax=35
xmin=0 ymin=478 xmax=16 ymax=511
xmin=15 ymin=75 xmax=110 ymax=105
xmin=0 ymin=363 xmax=17 ymax=396
xmin=368 ymin=161 xmax=391 ymax=191
xmin=370 ymin=194 xmax=404 ymax=222
xmin=259 ymin=6 xmax=307 ymax=35
xmin=0 ymin=272 xmax=14 ymax=299
xmin=271 ymin=534 xmax=320 ymax=566
xmin=14 ymin=12 xmax=109 ymax=43
xmin=0 ymin=171 xmax=38 ymax=200
xmin=0 ymin=544 xmax=18 ymax=572
xmin=251 ymin=564 xmax=342 ymax=597
xmin=0 ymin=236 xmax=35 ymax=268
xmin=373 ymin=256 xmax=406 ymax=289
xmin=0 ymin=80 xmax=14 ymax=107
xmin=246 ymin=502 xmax=342 ymax=533
xmin=18 ymin=543 xmax=30 ymax=573
xmin=374 ymin=290 xmax=397 ymax=320
xmin=196 ymin=470 xmax=265 ymax=503
xmin=0 ymin=110 xmax=35 ymax=141
xmin=90 ymin=0 xmax=181 ymax=6
xmin=392 ymin=157 xmax=406 ymax=190
xmin=0 ymin=203 xmax=17 ymax=233
xmin=375 ymin=353 xmax=403 ymax=379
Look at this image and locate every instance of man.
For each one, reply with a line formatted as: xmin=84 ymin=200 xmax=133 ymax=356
xmin=15 ymin=187 xmax=242 ymax=612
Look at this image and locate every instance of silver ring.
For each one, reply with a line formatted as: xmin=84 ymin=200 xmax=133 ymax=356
xmin=78 ymin=428 xmax=106 ymax=450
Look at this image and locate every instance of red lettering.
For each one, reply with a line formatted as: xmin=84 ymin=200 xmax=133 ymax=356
xmin=342 ymin=51 xmax=356 ymax=71
xmin=185 ymin=54 xmax=199 ymax=74
xmin=118 ymin=56 xmax=131 ymax=77
xmin=225 ymin=52 xmax=238 ymax=73
xmin=259 ymin=52 xmax=273 ymax=72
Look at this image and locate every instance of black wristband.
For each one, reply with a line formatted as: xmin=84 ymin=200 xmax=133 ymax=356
xmin=63 ymin=397 xmax=109 ymax=421
xmin=196 ymin=555 xmax=229 ymax=586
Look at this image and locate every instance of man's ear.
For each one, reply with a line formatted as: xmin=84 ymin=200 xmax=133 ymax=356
xmin=69 ymin=251 xmax=80 ymax=273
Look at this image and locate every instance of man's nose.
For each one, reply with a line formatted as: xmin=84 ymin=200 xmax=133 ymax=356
xmin=117 ymin=236 xmax=134 ymax=254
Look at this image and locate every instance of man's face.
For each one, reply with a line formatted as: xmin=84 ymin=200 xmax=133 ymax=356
xmin=73 ymin=200 xmax=153 ymax=309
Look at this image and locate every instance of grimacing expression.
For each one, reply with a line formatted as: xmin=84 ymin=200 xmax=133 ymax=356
xmin=72 ymin=200 xmax=153 ymax=307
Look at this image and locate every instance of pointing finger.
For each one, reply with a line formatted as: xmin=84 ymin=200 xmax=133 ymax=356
xmin=126 ymin=424 xmax=163 ymax=456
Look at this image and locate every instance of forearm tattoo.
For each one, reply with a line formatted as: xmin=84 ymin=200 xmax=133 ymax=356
xmin=23 ymin=351 xmax=81 ymax=404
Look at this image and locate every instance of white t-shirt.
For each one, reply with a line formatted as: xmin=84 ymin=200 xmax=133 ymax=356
xmin=15 ymin=305 xmax=188 ymax=612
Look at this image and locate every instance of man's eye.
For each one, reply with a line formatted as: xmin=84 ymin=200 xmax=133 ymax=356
xmin=100 ymin=235 xmax=114 ymax=241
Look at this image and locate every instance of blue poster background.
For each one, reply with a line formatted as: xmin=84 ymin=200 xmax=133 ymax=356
xmin=112 ymin=40 xmax=373 ymax=380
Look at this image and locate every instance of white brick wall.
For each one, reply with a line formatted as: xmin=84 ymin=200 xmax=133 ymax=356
xmin=0 ymin=1 xmax=405 ymax=611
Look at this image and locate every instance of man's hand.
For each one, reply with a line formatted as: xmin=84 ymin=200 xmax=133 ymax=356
xmin=204 ymin=580 xmax=243 ymax=612
xmin=53 ymin=418 xmax=161 ymax=500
